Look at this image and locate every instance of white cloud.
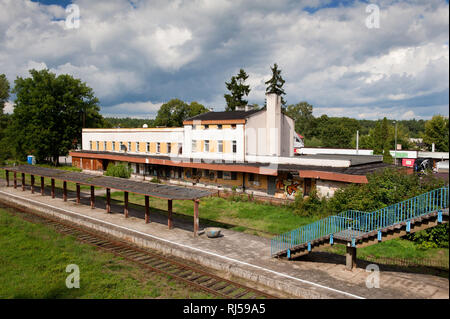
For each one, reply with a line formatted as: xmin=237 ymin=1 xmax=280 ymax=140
xmin=0 ymin=0 xmax=448 ymax=119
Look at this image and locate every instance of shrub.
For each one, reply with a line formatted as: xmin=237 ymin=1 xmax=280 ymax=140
xmin=150 ymin=177 xmax=161 ymax=184
xmin=293 ymin=188 xmax=326 ymax=217
xmin=104 ymin=163 xmax=131 ymax=179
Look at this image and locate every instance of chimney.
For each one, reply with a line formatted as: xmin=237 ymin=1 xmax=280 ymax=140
xmin=265 ymin=93 xmax=281 ymax=156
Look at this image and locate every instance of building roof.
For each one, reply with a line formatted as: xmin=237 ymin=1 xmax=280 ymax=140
xmin=70 ymin=150 xmax=391 ymax=180
xmin=3 ymin=165 xmax=214 ymax=200
xmin=183 ymin=109 xmax=261 ymax=124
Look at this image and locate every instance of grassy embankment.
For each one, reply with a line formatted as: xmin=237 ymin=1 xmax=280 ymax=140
xmin=0 ymin=206 xmax=215 ymax=299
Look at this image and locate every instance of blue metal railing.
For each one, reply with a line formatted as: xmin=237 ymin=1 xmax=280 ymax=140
xmin=271 ymin=186 xmax=449 ymax=256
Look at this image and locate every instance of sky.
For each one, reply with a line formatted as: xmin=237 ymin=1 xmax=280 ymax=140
xmin=0 ymin=0 xmax=448 ymax=120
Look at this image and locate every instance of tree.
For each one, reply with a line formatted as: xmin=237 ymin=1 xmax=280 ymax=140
xmin=8 ymin=69 xmax=104 ymax=165
xmin=0 ymin=74 xmax=10 ymax=113
xmin=224 ymin=69 xmax=250 ymax=111
xmin=154 ymin=99 xmax=208 ymax=127
xmin=0 ymin=74 xmax=11 ymax=163
xmin=423 ymin=115 xmax=449 ymax=152
xmin=265 ymin=63 xmax=286 ymax=106
xmin=285 ymin=102 xmax=314 ymax=136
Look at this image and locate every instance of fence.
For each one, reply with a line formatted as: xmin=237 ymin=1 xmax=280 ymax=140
xmin=271 ymin=186 xmax=449 ymax=256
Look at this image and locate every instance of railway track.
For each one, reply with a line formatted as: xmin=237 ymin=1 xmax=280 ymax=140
xmin=7 ymin=206 xmax=279 ymax=299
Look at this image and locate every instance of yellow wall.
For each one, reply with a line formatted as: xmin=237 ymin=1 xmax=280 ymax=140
xmin=161 ymin=142 xmax=167 ymax=154
xmin=170 ymin=142 xmax=177 ymax=154
xmin=210 ymin=140 xmax=216 ymax=153
xmin=150 ymin=142 xmax=156 ymax=153
xmin=245 ymin=174 xmax=267 ymax=190
xmin=223 ymin=125 xmax=231 ymax=129
xmin=139 ymin=142 xmax=146 ymax=153
xmin=224 ymin=140 xmax=231 ymax=153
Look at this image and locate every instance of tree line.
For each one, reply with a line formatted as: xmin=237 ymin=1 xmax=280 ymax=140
xmin=0 ymin=67 xmax=448 ymax=166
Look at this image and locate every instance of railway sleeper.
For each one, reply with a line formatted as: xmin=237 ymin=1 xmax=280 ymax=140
xmin=195 ymin=277 xmax=211 ymax=284
xmin=233 ymin=290 xmax=250 ymax=298
xmin=220 ymin=286 xmax=237 ymax=295
xmin=212 ymin=282 xmax=229 ymax=291
xmin=203 ymin=280 xmax=218 ymax=288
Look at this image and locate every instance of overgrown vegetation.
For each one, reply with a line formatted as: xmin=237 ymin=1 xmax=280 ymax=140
xmin=104 ymin=163 xmax=131 ymax=179
xmin=292 ymin=167 xmax=448 ymax=248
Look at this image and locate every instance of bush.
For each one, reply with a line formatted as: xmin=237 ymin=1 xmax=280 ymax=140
xmin=407 ymin=224 xmax=449 ymax=249
xmin=150 ymin=177 xmax=161 ymax=183
xmin=104 ymin=163 xmax=131 ymax=179
xmin=293 ymin=188 xmax=327 ymax=217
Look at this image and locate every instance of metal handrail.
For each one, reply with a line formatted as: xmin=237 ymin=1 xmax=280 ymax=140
xmin=271 ymin=186 xmax=449 ymax=256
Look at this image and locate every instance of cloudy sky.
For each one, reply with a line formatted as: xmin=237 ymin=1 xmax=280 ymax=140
xmin=0 ymin=0 xmax=448 ymax=119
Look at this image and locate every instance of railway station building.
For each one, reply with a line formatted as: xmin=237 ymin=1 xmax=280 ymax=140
xmin=70 ymin=93 xmax=390 ymax=200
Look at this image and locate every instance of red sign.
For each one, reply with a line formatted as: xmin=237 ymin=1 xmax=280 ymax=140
xmin=402 ymin=158 xmax=415 ymax=167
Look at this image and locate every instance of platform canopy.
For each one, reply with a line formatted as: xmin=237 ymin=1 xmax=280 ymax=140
xmin=3 ymin=165 xmax=213 ymax=200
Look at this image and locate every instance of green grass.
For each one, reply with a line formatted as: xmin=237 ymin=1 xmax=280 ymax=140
xmin=321 ymin=239 xmax=449 ymax=261
xmin=1 ymin=165 xmax=448 ymax=267
xmin=0 ymin=206 xmax=215 ymax=299
xmin=108 ymin=191 xmax=317 ymax=237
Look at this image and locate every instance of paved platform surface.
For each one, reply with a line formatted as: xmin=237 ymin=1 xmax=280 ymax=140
xmin=0 ymin=181 xmax=448 ymax=299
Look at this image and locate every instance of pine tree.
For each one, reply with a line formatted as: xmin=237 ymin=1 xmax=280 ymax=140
xmin=224 ymin=69 xmax=250 ymax=111
xmin=265 ymin=63 xmax=286 ymax=106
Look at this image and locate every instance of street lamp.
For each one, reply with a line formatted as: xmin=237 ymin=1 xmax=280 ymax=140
xmin=393 ymin=120 xmax=397 ymax=165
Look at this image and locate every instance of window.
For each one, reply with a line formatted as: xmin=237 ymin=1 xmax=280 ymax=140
xmin=96 ymin=141 xmax=99 ymax=150
xmin=232 ymin=140 xmax=237 ymax=153
xmin=120 ymin=142 xmax=123 ymax=151
xmin=231 ymin=172 xmax=237 ymax=180
xmin=192 ymin=140 xmax=196 ymax=152
xmin=146 ymin=142 xmax=150 ymax=153
xmin=231 ymin=124 xmax=236 ymax=129
xmin=204 ymin=125 xmax=209 ymax=129
xmin=204 ymin=140 xmax=209 ymax=152
xmin=167 ymin=143 xmax=171 ymax=154
xmin=218 ymin=140 xmax=223 ymax=153
xmin=217 ymin=171 xmax=223 ymax=179
xmin=89 ymin=141 xmax=93 ymax=150
xmin=249 ymin=173 xmax=255 ymax=182
xmin=203 ymin=170 xmax=209 ymax=177
xmin=128 ymin=142 xmax=132 ymax=151
xmin=136 ymin=142 xmax=140 ymax=152
xmin=157 ymin=142 xmax=161 ymax=153
xmin=104 ymin=141 xmax=107 ymax=150
xmin=218 ymin=124 xmax=222 ymax=130
xmin=112 ymin=142 xmax=116 ymax=151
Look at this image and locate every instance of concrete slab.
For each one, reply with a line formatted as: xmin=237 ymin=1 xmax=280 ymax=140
xmin=0 ymin=182 xmax=448 ymax=299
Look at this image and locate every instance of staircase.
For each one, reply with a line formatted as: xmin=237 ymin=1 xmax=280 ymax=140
xmin=271 ymin=187 xmax=449 ymax=268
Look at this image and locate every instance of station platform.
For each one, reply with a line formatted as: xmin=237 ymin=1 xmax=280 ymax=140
xmin=0 ymin=181 xmax=448 ymax=299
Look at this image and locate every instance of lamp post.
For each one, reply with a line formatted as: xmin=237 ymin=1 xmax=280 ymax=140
xmin=393 ymin=120 xmax=397 ymax=165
